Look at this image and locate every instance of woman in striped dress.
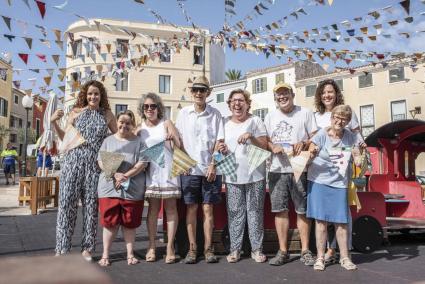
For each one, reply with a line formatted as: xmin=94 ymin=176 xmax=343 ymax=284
xmin=51 ymin=80 xmax=117 ymax=260
xmin=137 ymin=93 xmax=181 ymax=264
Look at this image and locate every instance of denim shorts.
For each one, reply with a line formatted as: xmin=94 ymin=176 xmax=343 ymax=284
xmin=181 ymin=175 xmax=222 ymax=205
xmin=268 ymin=172 xmax=307 ymax=214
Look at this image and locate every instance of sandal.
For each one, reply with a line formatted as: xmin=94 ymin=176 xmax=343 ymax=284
xmin=165 ymin=255 xmax=177 ymax=264
xmin=81 ymin=250 xmax=93 ymax=262
xmin=251 ymin=250 xmax=267 ymax=263
xmin=226 ymin=251 xmax=241 ymax=263
xmin=145 ymin=249 xmax=156 ymax=262
xmin=127 ymin=256 xmax=140 ymax=265
xmin=314 ymin=257 xmax=325 ymax=271
xmin=340 ymin=257 xmax=357 ymax=271
xmin=98 ymin=258 xmax=110 ymax=267
xmin=324 ymin=252 xmax=337 ymax=265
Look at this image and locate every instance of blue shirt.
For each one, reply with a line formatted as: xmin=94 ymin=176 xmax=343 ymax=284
xmin=307 ymin=128 xmax=359 ymax=188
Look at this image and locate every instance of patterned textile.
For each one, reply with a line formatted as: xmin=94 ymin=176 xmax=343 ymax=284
xmin=56 ymin=109 xmax=108 ymax=254
xmin=216 ymin=152 xmax=237 ymax=182
xmin=247 ymin=144 xmax=271 ymax=175
xmin=139 ymin=140 xmax=165 ymax=168
xmin=99 ymin=151 xmax=125 ymax=181
xmin=289 ymin=151 xmax=310 ymax=182
xmin=170 ymin=148 xmax=197 ymax=178
xmin=327 ymin=146 xmax=352 ymax=176
xmin=59 ymin=124 xmax=86 ymax=154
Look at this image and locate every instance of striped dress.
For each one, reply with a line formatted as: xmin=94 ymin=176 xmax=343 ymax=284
xmin=139 ymin=120 xmax=181 ymax=199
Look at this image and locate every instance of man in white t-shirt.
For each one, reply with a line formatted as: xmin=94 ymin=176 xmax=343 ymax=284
xmin=264 ymin=82 xmax=318 ymax=266
xmin=175 ymin=76 xmax=224 ymax=264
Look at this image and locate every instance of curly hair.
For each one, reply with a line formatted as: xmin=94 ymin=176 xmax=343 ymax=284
xmin=138 ymin=92 xmax=166 ymax=120
xmin=227 ymin=88 xmax=252 ymax=113
xmin=73 ymin=80 xmax=111 ymax=110
xmin=314 ymin=79 xmax=344 ymax=114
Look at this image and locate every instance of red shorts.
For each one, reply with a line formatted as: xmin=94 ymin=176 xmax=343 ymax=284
xmin=98 ymin=198 xmax=144 ymax=229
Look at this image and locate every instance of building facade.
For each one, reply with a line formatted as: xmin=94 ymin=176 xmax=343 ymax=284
xmin=10 ymin=88 xmax=34 ymax=156
xmin=65 ymin=19 xmax=225 ymax=122
xmin=210 ymin=79 xmax=247 ymax=117
xmin=32 ymin=95 xmax=47 ymax=140
xmin=295 ymin=58 xmax=425 ymax=174
xmin=0 ymin=58 xmax=12 ymax=150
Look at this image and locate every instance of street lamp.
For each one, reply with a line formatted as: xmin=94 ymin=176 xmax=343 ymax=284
xmin=21 ymin=95 xmax=33 ymax=177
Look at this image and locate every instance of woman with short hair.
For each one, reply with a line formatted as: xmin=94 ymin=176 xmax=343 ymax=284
xmin=218 ymin=89 xmax=268 ymax=263
xmin=137 ymin=93 xmax=182 ymax=264
xmin=307 ymin=105 xmax=360 ymax=271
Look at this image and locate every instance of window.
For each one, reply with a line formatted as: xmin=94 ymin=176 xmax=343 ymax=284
xmin=159 ymin=75 xmax=171 ymax=94
xmin=116 ymin=39 xmax=129 ymax=58
xmin=115 ymin=104 xmax=128 ymax=115
xmin=391 ymin=100 xmax=407 ymax=121
xmin=0 ymin=98 xmax=8 ymax=117
xmin=85 ymin=37 xmax=95 ymax=57
xmin=360 ymin=104 xmax=375 ymax=137
xmin=9 ymin=115 xmax=14 ymax=127
xmin=71 ymin=39 xmax=82 ymax=59
xmin=165 ymin=106 xmax=171 ymax=119
xmin=335 ymin=79 xmax=344 ymax=91
xmin=36 ymin=118 xmax=41 ymax=138
xmin=252 ymin=77 xmax=267 ymax=94
xmin=27 ymin=121 xmax=31 ymax=128
xmin=70 ymin=72 xmax=81 ymax=92
xmin=18 ymin=118 xmax=22 ymax=128
xmin=159 ymin=45 xmax=171 ymax=62
xmin=0 ymin=68 xmax=7 ymax=81
xmin=10 ymin=134 xmax=17 ymax=143
xmin=389 ymin=67 xmax=405 ymax=83
xmin=275 ymin=73 xmax=285 ymax=84
xmin=358 ymin=73 xmax=373 ymax=88
xmin=216 ymin=93 xmax=224 ymax=103
xmin=14 ymin=95 xmax=19 ymax=105
xmin=115 ymin=71 xmax=129 ymax=92
xmin=253 ymin=108 xmax=268 ymax=121
xmin=305 ymin=84 xmax=316 ymax=97
xmin=193 ymin=46 xmax=204 ymax=65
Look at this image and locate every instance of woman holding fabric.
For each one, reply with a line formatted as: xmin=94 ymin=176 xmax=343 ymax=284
xmin=218 ymin=89 xmax=268 ymax=263
xmin=137 ymin=93 xmax=182 ymax=264
xmin=97 ymin=110 xmax=147 ymax=266
xmin=307 ymin=105 xmax=360 ymax=271
xmin=313 ymin=79 xmax=365 ymax=265
xmin=51 ymin=80 xmax=117 ymax=260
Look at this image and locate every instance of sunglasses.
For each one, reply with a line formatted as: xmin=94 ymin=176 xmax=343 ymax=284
xmin=191 ymin=87 xmax=208 ymax=93
xmin=143 ymin=104 xmax=158 ymax=110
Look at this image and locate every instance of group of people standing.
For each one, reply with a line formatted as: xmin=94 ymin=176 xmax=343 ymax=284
xmin=51 ymin=75 xmax=364 ymax=271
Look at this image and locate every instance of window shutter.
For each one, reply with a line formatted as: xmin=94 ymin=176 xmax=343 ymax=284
xmin=263 ymin=77 xmax=267 ymax=92
xmin=252 ymin=81 xmax=256 ymax=94
xmin=4 ymin=100 xmax=8 ymax=117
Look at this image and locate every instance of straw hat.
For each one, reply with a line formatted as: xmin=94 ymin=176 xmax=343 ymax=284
xmin=273 ymin=82 xmax=293 ymax=93
xmin=191 ymin=76 xmax=210 ymax=89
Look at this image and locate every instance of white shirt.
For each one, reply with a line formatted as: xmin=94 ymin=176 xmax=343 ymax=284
xmin=314 ymin=110 xmax=360 ymax=130
xmin=264 ymin=106 xmax=318 ymax=173
xmin=176 ymin=104 xmax=224 ymax=176
xmin=224 ymin=115 xmax=267 ymax=184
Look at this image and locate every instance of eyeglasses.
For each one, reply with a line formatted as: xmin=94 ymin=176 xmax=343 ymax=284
xmin=332 ymin=115 xmax=348 ymax=123
xmin=143 ymin=104 xmax=158 ymax=110
xmin=191 ymin=87 xmax=208 ymax=93
xmin=230 ymin=99 xmax=246 ymax=104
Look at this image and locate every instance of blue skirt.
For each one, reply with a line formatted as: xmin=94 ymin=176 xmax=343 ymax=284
xmin=307 ymin=181 xmax=349 ymax=224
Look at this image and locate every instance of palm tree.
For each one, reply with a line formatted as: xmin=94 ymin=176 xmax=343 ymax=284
xmin=225 ymin=69 xmax=242 ymax=81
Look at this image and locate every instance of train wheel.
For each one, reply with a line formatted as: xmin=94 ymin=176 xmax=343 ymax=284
xmin=352 ymin=215 xmax=383 ymax=253
xmin=174 ymin=219 xmax=205 ymax=257
xmin=221 ymin=224 xmax=252 ymax=256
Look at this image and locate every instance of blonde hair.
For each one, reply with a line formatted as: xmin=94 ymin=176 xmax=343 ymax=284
xmin=226 ymin=88 xmax=252 ymax=112
xmin=331 ymin=105 xmax=352 ymax=121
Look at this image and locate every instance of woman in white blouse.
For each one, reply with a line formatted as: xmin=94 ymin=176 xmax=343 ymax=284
xmin=218 ymin=89 xmax=268 ymax=263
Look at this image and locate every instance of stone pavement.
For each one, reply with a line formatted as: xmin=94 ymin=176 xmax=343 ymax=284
xmin=0 ymin=182 xmax=32 ymax=216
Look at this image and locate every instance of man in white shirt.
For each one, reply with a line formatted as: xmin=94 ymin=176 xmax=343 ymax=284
xmin=264 ymin=82 xmax=318 ymax=266
xmin=175 ymin=76 xmax=224 ymax=264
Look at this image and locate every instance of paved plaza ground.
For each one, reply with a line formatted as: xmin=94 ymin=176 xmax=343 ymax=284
xmin=1 ymin=182 xmax=425 ymax=283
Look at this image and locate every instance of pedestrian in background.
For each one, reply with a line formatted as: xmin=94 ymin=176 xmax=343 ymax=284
xmin=1 ymin=142 xmax=18 ymax=185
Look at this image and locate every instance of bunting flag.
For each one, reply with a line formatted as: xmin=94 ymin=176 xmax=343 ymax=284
xmin=215 ymin=152 xmax=237 ymax=182
xmin=289 ymin=151 xmax=310 ymax=183
xmin=59 ymin=125 xmax=86 ymax=154
xmin=53 ymin=0 xmax=68 ymax=10
xmin=24 ymin=37 xmax=32 ymax=49
xmin=51 ymin=54 xmax=60 ymax=65
xmin=13 ymin=80 xmax=21 ymax=88
xmin=170 ymin=148 xmax=197 ymax=178
xmin=36 ymin=54 xmax=47 ymax=62
xmin=400 ymin=0 xmax=410 ymax=15
xmin=22 ymin=0 xmax=31 ymax=9
xmin=35 ymin=0 xmax=46 ymax=19
xmin=99 ymin=151 xmax=125 ymax=181
xmin=247 ymin=144 xmax=271 ymax=175
xmin=328 ymin=0 xmax=334 ymax=5
xmin=43 ymin=76 xmax=51 ymax=86
xmin=2 ymin=16 xmax=11 ymax=31
xmin=139 ymin=141 xmax=165 ymax=168
xmin=18 ymin=53 xmax=29 ymax=64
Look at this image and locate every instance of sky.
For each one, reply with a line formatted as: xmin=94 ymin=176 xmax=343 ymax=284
xmin=1 ymin=0 xmax=425 ymax=95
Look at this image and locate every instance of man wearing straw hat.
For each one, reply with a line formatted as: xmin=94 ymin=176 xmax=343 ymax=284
xmin=175 ymin=76 xmax=224 ymax=264
xmin=264 ymin=82 xmax=317 ymax=266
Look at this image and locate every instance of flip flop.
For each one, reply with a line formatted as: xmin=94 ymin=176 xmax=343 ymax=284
xmin=127 ymin=256 xmax=140 ymax=265
xmin=98 ymin=258 xmax=110 ymax=267
xmin=145 ymin=249 xmax=156 ymax=262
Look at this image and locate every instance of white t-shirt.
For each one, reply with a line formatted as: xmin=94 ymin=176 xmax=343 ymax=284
xmin=264 ymin=106 xmax=318 ymax=173
xmin=175 ymin=104 xmax=224 ymax=176
xmin=314 ymin=110 xmax=360 ymax=130
xmin=224 ymin=115 xmax=267 ymax=184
